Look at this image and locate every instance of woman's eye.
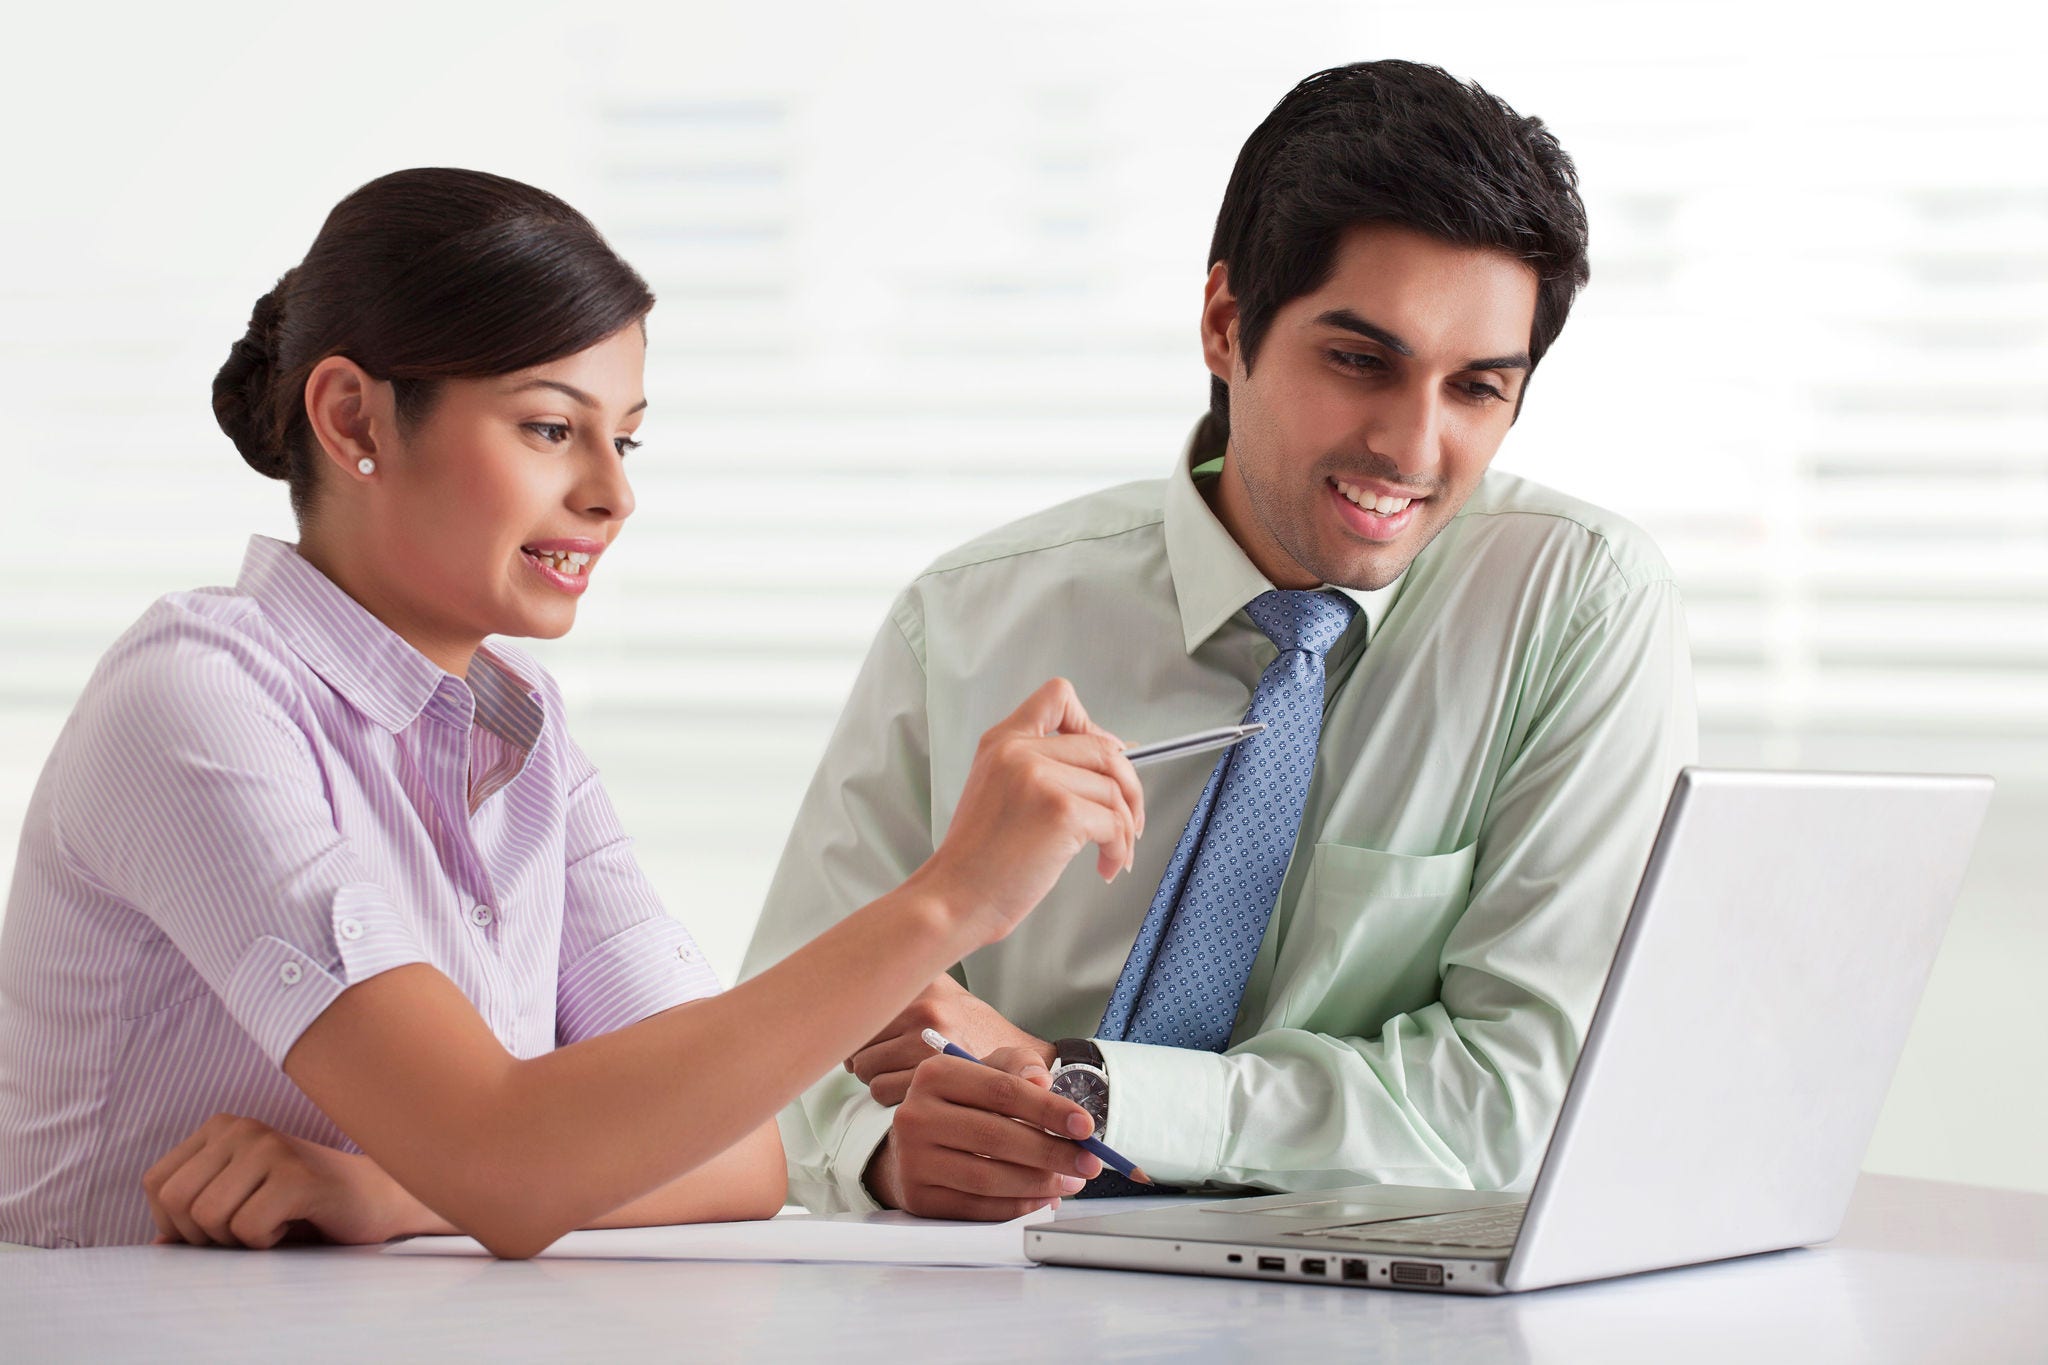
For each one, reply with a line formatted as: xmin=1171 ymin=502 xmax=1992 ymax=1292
xmin=525 ymin=422 xmax=572 ymax=444
xmin=614 ymin=436 xmax=642 ymax=458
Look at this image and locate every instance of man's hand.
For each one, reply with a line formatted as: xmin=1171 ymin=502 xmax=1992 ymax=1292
xmin=863 ymin=1048 xmax=1103 ymax=1221
xmin=846 ymin=976 xmax=1055 ymax=1106
xmin=142 ymin=1113 xmax=447 ymax=1249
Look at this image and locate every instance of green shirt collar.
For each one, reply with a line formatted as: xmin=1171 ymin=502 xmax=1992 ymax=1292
xmin=1162 ymin=425 xmax=1405 ymax=655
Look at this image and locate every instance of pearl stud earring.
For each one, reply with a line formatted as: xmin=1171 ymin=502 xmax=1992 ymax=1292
xmin=357 ymin=458 xmax=376 ymax=476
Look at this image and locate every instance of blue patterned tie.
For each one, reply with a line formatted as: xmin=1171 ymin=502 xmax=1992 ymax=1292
xmin=1100 ymin=588 xmax=1357 ymax=1047
xmin=1079 ymin=590 xmax=1355 ymax=1196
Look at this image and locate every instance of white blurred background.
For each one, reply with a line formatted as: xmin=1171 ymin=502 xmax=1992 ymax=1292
xmin=2 ymin=1 xmax=2042 ymax=1193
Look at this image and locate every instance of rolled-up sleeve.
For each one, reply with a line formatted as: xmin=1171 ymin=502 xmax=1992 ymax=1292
xmin=54 ymin=614 xmax=432 ymax=1067
xmin=555 ymin=737 xmax=720 ymax=1046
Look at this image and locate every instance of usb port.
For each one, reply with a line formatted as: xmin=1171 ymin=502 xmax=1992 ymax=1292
xmin=1390 ymin=1261 xmax=1444 ymax=1286
xmin=1341 ymin=1259 xmax=1371 ymax=1282
xmin=1299 ymin=1258 xmax=1327 ymax=1276
xmin=1257 ymin=1256 xmax=1286 ymax=1273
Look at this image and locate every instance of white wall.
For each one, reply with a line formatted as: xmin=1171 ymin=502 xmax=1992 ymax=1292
xmin=3 ymin=0 xmax=2043 ymax=1194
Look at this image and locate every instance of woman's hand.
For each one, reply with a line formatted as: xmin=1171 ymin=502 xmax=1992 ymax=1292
xmin=141 ymin=1113 xmax=447 ymax=1248
xmin=911 ymin=677 xmax=1146 ymax=948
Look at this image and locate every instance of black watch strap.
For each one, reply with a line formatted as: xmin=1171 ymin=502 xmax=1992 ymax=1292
xmin=1053 ymin=1037 xmax=1106 ymax=1071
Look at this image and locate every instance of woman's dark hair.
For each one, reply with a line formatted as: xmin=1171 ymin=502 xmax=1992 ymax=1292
xmin=213 ymin=167 xmax=655 ymax=519
xmin=1205 ymin=60 xmax=1590 ymax=438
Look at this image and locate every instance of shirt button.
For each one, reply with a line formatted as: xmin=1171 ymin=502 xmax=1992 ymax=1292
xmin=470 ymin=905 xmax=495 ymax=928
xmin=279 ymin=961 xmax=303 ymax=986
xmin=338 ymin=918 xmax=364 ymax=941
xmin=676 ymin=944 xmax=696 ymax=964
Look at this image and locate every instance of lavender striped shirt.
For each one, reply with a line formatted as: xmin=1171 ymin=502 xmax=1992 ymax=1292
xmin=0 ymin=536 xmax=720 ymax=1247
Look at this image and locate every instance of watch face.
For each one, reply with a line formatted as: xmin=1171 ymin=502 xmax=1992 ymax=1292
xmin=1049 ymin=1066 xmax=1109 ymax=1125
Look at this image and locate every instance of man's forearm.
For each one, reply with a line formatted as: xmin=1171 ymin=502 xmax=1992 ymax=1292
xmin=1097 ymin=999 xmax=1574 ymax=1193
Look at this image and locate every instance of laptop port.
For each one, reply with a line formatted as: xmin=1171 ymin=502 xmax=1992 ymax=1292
xmin=1341 ymin=1259 xmax=1371 ymax=1282
xmin=1299 ymin=1258 xmax=1327 ymax=1276
xmin=1257 ymin=1256 xmax=1286 ymax=1273
xmin=1390 ymin=1261 xmax=1444 ymax=1287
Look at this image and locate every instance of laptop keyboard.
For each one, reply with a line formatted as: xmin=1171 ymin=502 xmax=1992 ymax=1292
xmin=1296 ymin=1205 xmax=1527 ymax=1250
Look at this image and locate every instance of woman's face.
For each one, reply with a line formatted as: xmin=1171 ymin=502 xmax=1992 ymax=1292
xmin=337 ymin=325 xmax=646 ymax=662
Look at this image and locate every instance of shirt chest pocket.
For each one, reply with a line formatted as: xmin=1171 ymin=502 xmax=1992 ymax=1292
xmin=1266 ymin=840 xmax=1478 ymax=1037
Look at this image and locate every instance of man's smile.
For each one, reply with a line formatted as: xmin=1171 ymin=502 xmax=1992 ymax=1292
xmin=1328 ymin=476 xmax=1424 ymax=542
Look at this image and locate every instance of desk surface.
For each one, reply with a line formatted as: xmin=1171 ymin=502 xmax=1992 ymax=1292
xmin=6 ymin=1173 xmax=2043 ymax=1364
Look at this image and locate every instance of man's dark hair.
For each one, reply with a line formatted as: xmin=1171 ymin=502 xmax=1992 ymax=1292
xmin=1205 ymin=60 xmax=1590 ymax=437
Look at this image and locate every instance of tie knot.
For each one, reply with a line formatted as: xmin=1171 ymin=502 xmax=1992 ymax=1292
xmin=1244 ymin=589 xmax=1356 ymax=658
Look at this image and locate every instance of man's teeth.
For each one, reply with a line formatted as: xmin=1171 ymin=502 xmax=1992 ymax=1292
xmin=527 ymin=549 xmax=592 ymax=575
xmin=1334 ymin=480 xmax=1413 ymax=516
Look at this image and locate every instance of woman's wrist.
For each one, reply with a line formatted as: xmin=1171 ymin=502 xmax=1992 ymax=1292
xmin=338 ymin=1148 xmax=456 ymax=1242
xmin=894 ymin=858 xmax=994 ymax=959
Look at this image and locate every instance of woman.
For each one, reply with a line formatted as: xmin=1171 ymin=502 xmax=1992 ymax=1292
xmin=0 ymin=168 xmax=1139 ymax=1254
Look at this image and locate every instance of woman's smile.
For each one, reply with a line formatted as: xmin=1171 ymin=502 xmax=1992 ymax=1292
xmin=519 ymin=537 xmax=605 ymax=595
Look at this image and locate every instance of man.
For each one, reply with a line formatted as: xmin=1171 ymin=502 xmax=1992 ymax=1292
xmin=742 ymin=60 xmax=1696 ymax=1218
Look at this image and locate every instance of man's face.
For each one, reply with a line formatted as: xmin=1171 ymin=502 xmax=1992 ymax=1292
xmin=1202 ymin=222 xmax=1540 ymax=590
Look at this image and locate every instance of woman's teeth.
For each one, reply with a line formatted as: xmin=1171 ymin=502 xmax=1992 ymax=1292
xmin=1334 ymin=479 xmax=1413 ymax=517
xmin=527 ymin=548 xmax=591 ymax=575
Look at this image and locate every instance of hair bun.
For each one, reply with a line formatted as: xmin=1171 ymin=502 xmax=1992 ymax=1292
xmin=212 ymin=273 xmax=294 ymax=479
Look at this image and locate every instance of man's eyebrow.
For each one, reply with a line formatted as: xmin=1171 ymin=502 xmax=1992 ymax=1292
xmin=1465 ymin=352 xmax=1531 ymax=373
xmin=1314 ymin=308 xmax=1531 ymax=373
xmin=507 ymin=378 xmax=649 ymax=415
xmin=1314 ymin=309 xmax=1413 ymax=357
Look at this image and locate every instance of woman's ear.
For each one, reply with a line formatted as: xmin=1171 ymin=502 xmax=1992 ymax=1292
xmin=303 ymin=356 xmax=396 ymax=483
xmin=1199 ymin=261 xmax=1241 ymax=386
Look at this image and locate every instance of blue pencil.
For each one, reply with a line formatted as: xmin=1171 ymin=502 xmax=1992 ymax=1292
xmin=921 ymin=1028 xmax=1152 ymax=1185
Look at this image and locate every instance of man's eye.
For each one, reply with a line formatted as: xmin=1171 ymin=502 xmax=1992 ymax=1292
xmin=1328 ymin=350 xmax=1385 ymax=373
xmin=525 ymin=422 xmax=572 ymax=443
xmin=1460 ymin=381 xmax=1508 ymax=403
xmin=614 ymin=437 xmax=642 ymax=458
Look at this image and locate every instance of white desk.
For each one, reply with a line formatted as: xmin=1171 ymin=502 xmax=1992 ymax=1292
xmin=5 ymin=1174 xmax=2042 ymax=1363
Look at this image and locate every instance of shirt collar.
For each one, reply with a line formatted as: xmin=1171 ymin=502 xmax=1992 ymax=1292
xmin=1162 ymin=425 xmax=1406 ymax=654
xmin=236 ymin=536 xmax=542 ymax=742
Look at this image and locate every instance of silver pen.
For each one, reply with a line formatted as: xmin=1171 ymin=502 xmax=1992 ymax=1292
xmin=1121 ymin=723 xmax=1266 ymax=768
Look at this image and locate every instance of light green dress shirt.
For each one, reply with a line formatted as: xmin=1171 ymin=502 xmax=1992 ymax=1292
xmin=742 ymin=436 xmax=1698 ymax=1214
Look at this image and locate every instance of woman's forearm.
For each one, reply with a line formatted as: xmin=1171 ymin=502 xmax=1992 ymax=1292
xmin=585 ymin=1120 xmax=787 ymax=1229
xmin=287 ymin=877 xmax=971 ymax=1257
xmin=303 ymin=1115 xmax=781 ymax=1247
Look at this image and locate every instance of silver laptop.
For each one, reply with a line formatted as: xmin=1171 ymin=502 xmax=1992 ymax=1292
xmin=1027 ymin=768 xmax=1993 ymax=1294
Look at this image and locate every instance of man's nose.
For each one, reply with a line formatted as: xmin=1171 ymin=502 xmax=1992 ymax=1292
xmin=1361 ymin=382 xmax=1442 ymax=477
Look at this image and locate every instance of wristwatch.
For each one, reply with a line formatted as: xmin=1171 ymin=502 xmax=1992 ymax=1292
xmin=1048 ymin=1037 xmax=1110 ymax=1130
